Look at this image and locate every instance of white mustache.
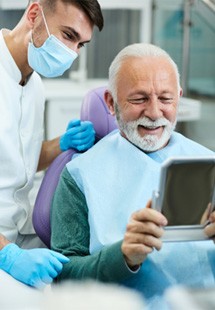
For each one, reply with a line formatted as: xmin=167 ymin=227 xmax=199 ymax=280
xmin=135 ymin=117 xmax=170 ymax=128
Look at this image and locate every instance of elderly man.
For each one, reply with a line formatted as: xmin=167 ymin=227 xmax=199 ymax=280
xmin=0 ymin=0 xmax=103 ymax=288
xmin=51 ymin=43 xmax=215 ymax=305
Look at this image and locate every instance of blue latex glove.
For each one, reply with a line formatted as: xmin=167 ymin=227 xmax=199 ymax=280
xmin=60 ymin=119 xmax=95 ymax=152
xmin=0 ymin=243 xmax=69 ymax=288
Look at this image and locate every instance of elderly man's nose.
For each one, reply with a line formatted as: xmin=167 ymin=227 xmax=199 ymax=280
xmin=144 ymin=100 xmax=163 ymax=121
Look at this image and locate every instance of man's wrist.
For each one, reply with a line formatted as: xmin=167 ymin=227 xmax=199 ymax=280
xmin=125 ymin=260 xmax=141 ymax=272
xmin=0 ymin=234 xmax=10 ymax=250
xmin=123 ymin=255 xmax=142 ymax=273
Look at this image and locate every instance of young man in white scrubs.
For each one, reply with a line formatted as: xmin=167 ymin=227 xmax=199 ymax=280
xmin=0 ymin=0 xmax=103 ymax=289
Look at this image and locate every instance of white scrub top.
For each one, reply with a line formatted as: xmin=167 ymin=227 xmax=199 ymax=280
xmin=0 ymin=29 xmax=45 ymax=242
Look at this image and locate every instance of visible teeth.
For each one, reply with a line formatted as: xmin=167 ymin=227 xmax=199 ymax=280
xmin=142 ymin=126 xmax=159 ymax=129
xmin=138 ymin=124 xmax=163 ymax=130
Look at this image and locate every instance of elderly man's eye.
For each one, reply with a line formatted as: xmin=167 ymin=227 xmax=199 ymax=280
xmin=160 ymin=97 xmax=172 ymax=103
xmin=128 ymin=98 xmax=147 ymax=105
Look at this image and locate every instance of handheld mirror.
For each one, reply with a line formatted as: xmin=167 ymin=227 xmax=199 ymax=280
xmin=152 ymin=156 xmax=215 ymax=242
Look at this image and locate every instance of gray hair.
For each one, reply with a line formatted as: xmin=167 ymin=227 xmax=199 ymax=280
xmin=108 ymin=43 xmax=181 ymax=101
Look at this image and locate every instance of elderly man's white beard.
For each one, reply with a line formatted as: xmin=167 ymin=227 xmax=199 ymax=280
xmin=117 ymin=116 xmax=176 ymax=152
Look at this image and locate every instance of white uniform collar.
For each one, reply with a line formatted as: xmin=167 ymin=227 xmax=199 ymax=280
xmin=0 ymin=29 xmax=22 ymax=84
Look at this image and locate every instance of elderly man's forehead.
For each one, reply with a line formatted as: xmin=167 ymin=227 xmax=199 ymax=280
xmin=120 ymin=55 xmax=173 ymax=70
xmin=117 ymin=57 xmax=175 ymax=80
xmin=116 ymin=57 xmax=177 ymax=88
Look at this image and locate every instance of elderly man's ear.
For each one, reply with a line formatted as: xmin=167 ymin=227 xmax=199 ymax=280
xmin=104 ymin=90 xmax=115 ymax=116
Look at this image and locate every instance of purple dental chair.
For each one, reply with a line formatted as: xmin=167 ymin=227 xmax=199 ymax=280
xmin=32 ymin=86 xmax=117 ymax=247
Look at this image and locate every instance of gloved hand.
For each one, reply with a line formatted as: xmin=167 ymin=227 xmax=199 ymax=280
xmin=60 ymin=119 xmax=95 ymax=152
xmin=0 ymin=243 xmax=69 ymax=289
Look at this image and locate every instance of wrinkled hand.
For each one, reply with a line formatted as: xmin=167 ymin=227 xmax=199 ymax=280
xmin=0 ymin=243 xmax=69 ymax=288
xmin=204 ymin=204 xmax=215 ymax=242
xmin=200 ymin=203 xmax=212 ymax=225
xmin=60 ymin=119 xmax=95 ymax=152
xmin=121 ymin=201 xmax=167 ymax=269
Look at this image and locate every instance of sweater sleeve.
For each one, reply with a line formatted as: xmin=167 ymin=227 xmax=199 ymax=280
xmin=51 ymin=167 xmax=134 ymax=283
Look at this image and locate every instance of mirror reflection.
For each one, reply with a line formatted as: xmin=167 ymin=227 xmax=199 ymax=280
xmin=161 ymin=162 xmax=215 ymax=226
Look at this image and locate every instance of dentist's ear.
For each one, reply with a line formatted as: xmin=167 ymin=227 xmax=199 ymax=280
xmin=26 ymin=2 xmax=42 ymax=28
xmin=104 ymin=90 xmax=115 ymax=116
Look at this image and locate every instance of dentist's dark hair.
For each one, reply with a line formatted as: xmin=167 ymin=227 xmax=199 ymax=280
xmin=28 ymin=0 xmax=104 ymax=31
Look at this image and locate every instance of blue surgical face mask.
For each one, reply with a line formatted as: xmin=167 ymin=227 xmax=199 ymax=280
xmin=28 ymin=9 xmax=78 ymax=78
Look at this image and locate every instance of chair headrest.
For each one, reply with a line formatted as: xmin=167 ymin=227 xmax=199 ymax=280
xmin=80 ymin=86 xmax=118 ymax=141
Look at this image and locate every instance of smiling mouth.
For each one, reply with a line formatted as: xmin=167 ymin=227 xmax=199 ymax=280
xmin=138 ymin=125 xmax=163 ymax=131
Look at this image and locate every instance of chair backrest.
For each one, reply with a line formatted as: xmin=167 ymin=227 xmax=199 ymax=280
xmin=32 ymin=86 xmax=117 ymax=247
xmin=80 ymin=86 xmax=117 ymax=142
